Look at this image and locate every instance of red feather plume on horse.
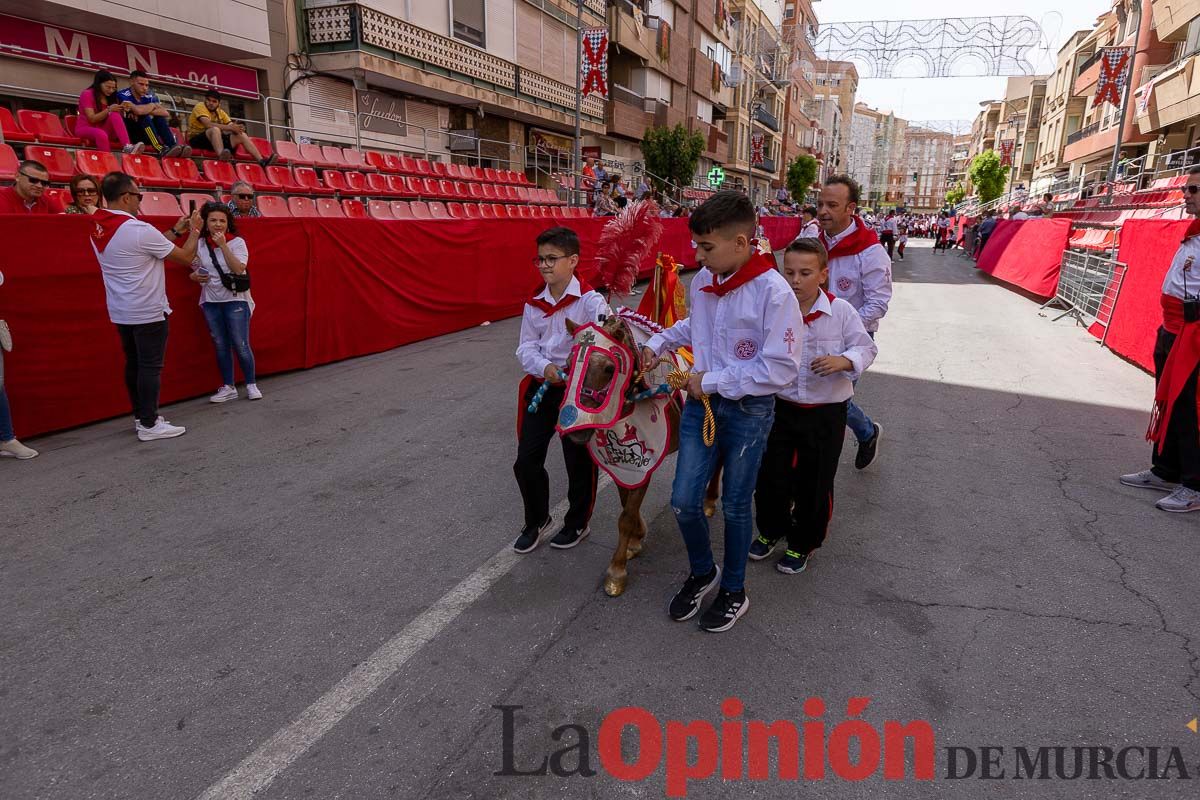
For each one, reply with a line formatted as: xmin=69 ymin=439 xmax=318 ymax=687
xmin=593 ymin=199 xmax=663 ymax=297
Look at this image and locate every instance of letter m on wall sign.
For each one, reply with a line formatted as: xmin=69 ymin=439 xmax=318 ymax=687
xmin=45 ymin=27 xmax=90 ymax=62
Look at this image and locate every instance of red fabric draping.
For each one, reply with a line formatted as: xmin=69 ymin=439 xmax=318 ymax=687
xmin=975 ymin=218 xmax=1072 ymax=298
xmin=1103 ymin=218 xmax=1190 ymax=372
xmin=0 ymin=215 xmax=711 ymax=438
xmin=759 ymin=217 xmax=802 ymax=251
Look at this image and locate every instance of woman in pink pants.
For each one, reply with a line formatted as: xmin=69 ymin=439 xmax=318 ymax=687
xmin=76 ymin=70 xmax=144 ymax=154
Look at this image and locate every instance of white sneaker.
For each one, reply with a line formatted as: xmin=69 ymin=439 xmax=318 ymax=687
xmin=209 ymin=385 xmax=238 ymax=403
xmin=0 ymin=438 xmax=38 ymax=459
xmin=1155 ymin=486 xmax=1200 ymax=513
xmin=246 ymin=384 xmax=263 ymax=401
xmin=122 ymin=142 xmax=145 ymax=155
xmin=1119 ymin=469 xmax=1177 ymax=491
xmin=136 ymin=417 xmax=186 ymax=441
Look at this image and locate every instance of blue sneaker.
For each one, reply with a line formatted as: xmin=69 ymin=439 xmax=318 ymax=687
xmin=776 ymin=550 xmax=810 ymax=575
xmin=748 ymin=535 xmax=782 ymax=561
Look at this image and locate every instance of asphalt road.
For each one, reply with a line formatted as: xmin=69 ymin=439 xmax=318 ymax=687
xmin=2 ymin=238 xmax=1198 ymax=799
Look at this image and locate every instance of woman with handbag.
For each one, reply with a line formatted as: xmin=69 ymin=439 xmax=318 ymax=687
xmin=189 ymin=202 xmax=261 ymax=403
xmin=0 ymin=270 xmax=38 ymax=459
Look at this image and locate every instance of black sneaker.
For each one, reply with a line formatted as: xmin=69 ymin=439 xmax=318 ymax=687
xmin=776 ymin=549 xmax=810 ymax=575
xmin=854 ymin=423 xmax=882 ymax=470
xmin=667 ymin=566 xmax=721 ymax=621
xmin=748 ymin=535 xmax=782 ymax=561
xmin=260 ymin=153 xmax=279 ymax=169
xmin=549 ymin=525 xmax=590 ymax=549
xmin=698 ymin=589 xmax=750 ymax=632
xmin=512 ymin=516 xmax=553 ymax=554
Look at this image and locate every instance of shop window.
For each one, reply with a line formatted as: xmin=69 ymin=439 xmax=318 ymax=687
xmin=452 ymin=0 xmax=485 ymax=47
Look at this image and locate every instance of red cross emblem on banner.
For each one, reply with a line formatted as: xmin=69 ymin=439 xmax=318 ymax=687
xmin=581 ymin=28 xmax=609 ymax=98
xmin=999 ymin=139 xmax=1015 ymax=167
xmin=751 ymin=132 xmax=765 ymax=166
xmin=1095 ymin=47 xmax=1131 ymax=108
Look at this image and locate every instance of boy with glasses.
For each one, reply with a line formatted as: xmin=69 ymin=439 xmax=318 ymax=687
xmin=512 ymin=226 xmax=609 ymax=553
xmin=0 ymin=161 xmax=64 ymax=214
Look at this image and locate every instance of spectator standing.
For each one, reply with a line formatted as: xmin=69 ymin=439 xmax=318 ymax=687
xmin=77 ymin=70 xmax=144 ymax=155
xmin=0 ymin=269 xmax=37 ymax=460
xmin=975 ymin=211 xmax=997 ymax=259
xmin=187 ymin=89 xmax=275 ymax=168
xmin=797 ymin=205 xmax=819 ymax=238
xmin=62 ymin=175 xmax=101 ymax=215
xmin=116 ymin=70 xmax=190 ymax=158
xmin=225 ymin=181 xmax=262 ymax=219
xmin=636 ymin=175 xmax=651 ymax=200
xmin=189 ymin=202 xmax=261 ymax=403
xmin=92 ymin=171 xmax=202 ymax=442
xmin=0 ymin=161 xmax=65 ymax=214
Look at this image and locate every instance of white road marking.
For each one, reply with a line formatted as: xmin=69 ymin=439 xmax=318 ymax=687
xmin=195 ymin=474 xmax=615 ymax=800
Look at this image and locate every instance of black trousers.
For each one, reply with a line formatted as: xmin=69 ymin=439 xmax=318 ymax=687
xmin=879 ymin=232 xmax=895 ymax=259
xmin=1152 ymin=326 xmax=1200 ymax=490
xmin=754 ymin=400 xmax=847 ymax=554
xmin=116 ymin=320 xmax=169 ymax=428
xmin=514 ymin=379 xmax=598 ymax=531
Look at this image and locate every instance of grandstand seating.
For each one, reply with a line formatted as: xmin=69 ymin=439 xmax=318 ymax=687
xmin=18 ymin=110 xmax=83 ymax=146
xmin=0 ymin=108 xmax=36 ymax=143
xmin=163 ymin=157 xmax=218 ymax=190
xmin=0 ymin=143 xmax=18 ymax=181
xmin=123 ymin=154 xmax=178 ymax=188
xmin=284 ymin=196 xmax=317 ymax=217
xmin=140 ymin=191 xmax=182 ymax=217
xmin=342 ymin=198 xmax=367 ymax=218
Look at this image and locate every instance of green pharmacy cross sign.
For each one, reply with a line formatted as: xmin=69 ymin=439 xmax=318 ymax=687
xmin=707 ymin=166 xmax=725 ymax=188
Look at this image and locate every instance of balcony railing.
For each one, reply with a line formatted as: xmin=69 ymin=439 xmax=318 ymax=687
xmin=752 ymin=157 xmax=776 ymax=173
xmin=752 ymin=104 xmax=780 ymax=132
xmin=304 ymin=2 xmax=604 ymax=119
xmin=1065 ymin=120 xmax=1101 ymax=146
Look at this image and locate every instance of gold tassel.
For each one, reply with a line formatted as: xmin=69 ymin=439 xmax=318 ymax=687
xmin=667 ymin=368 xmax=716 ymax=446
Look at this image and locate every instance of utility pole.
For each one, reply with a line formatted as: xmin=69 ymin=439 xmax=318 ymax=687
xmin=1105 ymin=0 xmax=1142 ymax=204
xmin=572 ymin=0 xmax=583 ymax=208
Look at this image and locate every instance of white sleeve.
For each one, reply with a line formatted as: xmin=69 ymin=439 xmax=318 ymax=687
xmin=645 ymin=316 xmax=691 ymax=355
xmin=515 ymin=306 xmax=551 ymax=378
xmin=583 ymin=291 xmax=610 ymax=323
xmin=837 ymin=304 xmax=878 ymax=382
xmin=138 ymin=223 xmax=176 ymax=259
xmin=858 ymin=247 xmax=893 ymax=326
xmin=701 ymin=284 xmax=801 ymax=398
xmin=230 ymin=238 xmax=249 ymax=266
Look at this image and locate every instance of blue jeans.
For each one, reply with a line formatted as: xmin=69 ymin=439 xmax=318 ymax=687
xmin=0 ymin=385 xmax=13 ymax=442
xmin=670 ymin=394 xmax=776 ymax=593
xmin=202 ymin=301 xmax=256 ymax=385
xmin=847 ymin=331 xmax=876 ymax=443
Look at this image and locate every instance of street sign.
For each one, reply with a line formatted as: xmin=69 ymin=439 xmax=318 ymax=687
xmin=707 ymin=166 xmax=726 ymax=188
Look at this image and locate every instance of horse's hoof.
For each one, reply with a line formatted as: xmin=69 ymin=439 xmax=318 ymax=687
xmin=604 ymin=576 xmax=627 ymax=597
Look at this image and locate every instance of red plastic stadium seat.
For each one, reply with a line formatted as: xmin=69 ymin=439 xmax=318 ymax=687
xmin=251 ymin=195 xmax=287 ymax=217
xmin=467 ymin=183 xmax=486 ymax=201
xmin=445 ymin=202 xmax=465 ymax=219
xmin=387 ymin=175 xmax=418 ymax=197
xmin=202 ymin=159 xmax=239 ymax=189
xmin=451 ymin=181 xmax=471 ymax=200
xmin=44 ymin=187 xmax=71 ymax=207
xmin=162 ymin=157 xmax=217 ymax=190
xmin=342 ymin=198 xmax=367 ymax=218
xmin=293 ymin=166 xmax=336 ymax=196
xmin=462 ymin=203 xmax=481 ymax=219
xmin=477 ymin=203 xmax=496 ymax=219
xmin=515 ymin=187 xmax=532 ymax=202
xmin=299 ymin=144 xmax=336 ymax=168
xmin=366 ymin=172 xmax=399 ymax=196
xmin=409 ymin=201 xmax=432 ymax=220
xmin=320 ymin=146 xmax=348 ymax=169
xmin=23 ymin=145 xmax=75 ymax=182
xmin=273 ymin=140 xmax=307 ymax=165
xmin=139 ymin=191 xmax=182 ymax=217
xmin=234 ymin=163 xmax=274 ymax=192
xmin=367 ymin=200 xmax=394 ymax=220
xmin=483 ymin=168 xmax=500 ymax=183
xmin=513 ymin=171 xmax=531 ymax=185
xmin=427 ymin=201 xmax=449 ymax=219
xmin=342 ymin=148 xmax=373 ymax=172
xmin=235 ymin=137 xmax=275 ymax=163
xmin=505 ymin=204 xmax=522 ymax=216
xmin=503 ymin=186 xmax=521 ymax=202
xmin=480 ymin=184 xmax=500 ymax=201
xmin=122 ymin=154 xmax=179 ymax=188
xmin=397 ymin=155 xmax=418 ymax=174
xmin=317 ymin=197 xmax=345 ymax=218
xmin=491 ymin=204 xmax=509 ymax=218
xmin=17 ymin=110 xmax=83 ymax=145
xmin=0 ymin=143 xmax=18 ymax=181
xmin=265 ymin=165 xmax=304 ymax=192
xmin=431 ymin=161 xmax=449 ymax=178
xmin=322 ymin=170 xmax=350 ymax=194
xmin=344 ymin=171 xmax=369 ymax=194
xmin=390 ymin=201 xmax=414 ymax=219
xmin=445 ymin=163 xmax=465 ymax=181
xmin=285 ymin=197 xmax=318 ymax=217
xmin=0 ymin=109 xmax=35 ymax=143
xmin=412 ymin=159 xmax=434 ymax=178
xmin=365 ymin=151 xmax=397 ymax=173
xmin=76 ymin=149 xmax=121 ymax=180
xmin=180 ymin=192 xmax=217 ymax=211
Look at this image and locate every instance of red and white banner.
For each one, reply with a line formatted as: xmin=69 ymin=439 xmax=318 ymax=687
xmin=999 ymin=139 xmax=1015 ymax=167
xmin=750 ymin=132 xmax=765 ymax=166
xmin=580 ymin=27 xmax=608 ymax=98
xmin=1136 ymin=80 xmax=1154 ymax=116
xmin=1095 ymin=46 xmax=1131 ymax=108
xmin=0 ymin=13 xmax=260 ymax=99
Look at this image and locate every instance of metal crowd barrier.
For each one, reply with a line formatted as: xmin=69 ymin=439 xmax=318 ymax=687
xmin=1042 ymin=250 xmax=1126 ymax=329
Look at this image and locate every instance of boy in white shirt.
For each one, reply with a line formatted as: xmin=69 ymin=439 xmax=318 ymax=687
xmin=513 ymin=227 xmax=610 ymax=553
xmin=751 ymin=238 xmax=877 ymax=573
xmin=640 ymin=191 xmax=803 ymax=632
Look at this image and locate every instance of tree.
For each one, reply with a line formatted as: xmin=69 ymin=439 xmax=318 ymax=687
xmin=785 ymin=154 xmax=820 ymax=204
xmin=641 ymin=124 xmax=706 ymax=194
xmin=945 ymin=183 xmax=966 ymax=206
xmin=968 ymin=151 xmax=1010 ymax=204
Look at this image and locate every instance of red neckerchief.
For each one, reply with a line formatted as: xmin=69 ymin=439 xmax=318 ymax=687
xmin=819 ymin=217 xmax=881 ymax=259
xmin=1148 ymin=318 xmax=1200 ymax=453
xmin=527 ymin=276 xmax=595 ymax=317
xmin=1163 ymin=294 xmax=1185 ymax=335
xmin=803 ymin=290 xmax=837 ymax=326
xmin=90 ymin=209 xmax=135 ymax=253
xmin=699 ymin=252 xmax=774 ymax=297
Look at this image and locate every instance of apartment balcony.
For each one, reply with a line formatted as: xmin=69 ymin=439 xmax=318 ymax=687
xmin=652 ymin=99 xmax=688 ymax=130
xmin=752 ymin=156 xmax=777 ymax=175
xmin=701 ymin=122 xmax=729 ymax=162
xmin=1137 ymin=54 xmax=1200 ymax=133
xmin=608 ymin=1 xmax=658 ymax=65
xmin=695 ymin=0 xmax=735 ymax=47
xmin=752 ymin=104 xmax=781 ymax=132
xmin=607 ymin=85 xmax=654 ymax=140
xmin=1074 ymin=50 xmax=1102 ymax=95
xmin=303 ymin=2 xmax=604 ymax=131
xmin=692 ymin=49 xmax=730 ymax=107
xmin=1152 ymin=0 xmax=1200 ymax=42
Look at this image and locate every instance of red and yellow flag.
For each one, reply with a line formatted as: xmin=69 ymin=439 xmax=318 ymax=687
xmin=636 ymin=253 xmax=693 ymax=365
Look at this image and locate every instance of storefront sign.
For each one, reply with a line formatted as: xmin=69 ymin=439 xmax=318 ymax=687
xmin=356 ymin=89 xmax=406 ymax=137
xmin=532 ymin=129 xmax=574 ymax=156
xmin=0 ymin=13 xmax=260 ymax=99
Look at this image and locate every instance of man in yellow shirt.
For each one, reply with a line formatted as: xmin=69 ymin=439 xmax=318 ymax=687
xmin=187 ymin=88 xmax=275 ymax=167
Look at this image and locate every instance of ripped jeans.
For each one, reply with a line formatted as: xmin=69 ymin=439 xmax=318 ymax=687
xmin=201 ymin=301 xmax=256 ymax=386
xmin=669 ymin=394 xmax=776 ymax=593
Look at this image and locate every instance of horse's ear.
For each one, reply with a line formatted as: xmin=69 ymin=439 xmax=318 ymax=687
xmin=565 ymin=319 xmax=580 ymax=337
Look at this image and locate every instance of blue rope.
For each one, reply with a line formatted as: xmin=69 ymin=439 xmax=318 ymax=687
xmin=527 ymin=369 xmax=568 ymax=413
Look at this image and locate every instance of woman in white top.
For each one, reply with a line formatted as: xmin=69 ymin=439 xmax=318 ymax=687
xmin=0 ymin=269 xmax=37 ymax=459
xmin=189 ymin=202 xmax=261 ymax=402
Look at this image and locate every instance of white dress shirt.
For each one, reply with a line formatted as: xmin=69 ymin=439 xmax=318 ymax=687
xmin=824 ymin=220 xmax=893 ymax=333
xmin=515 ymin=275 xmax=610 ymax=378
xmin=798 ymin=220 xmax=820 ymax=239
xmin=90 ymin=210 xmax=176 ymax=325
xmin=1163 ymin=229 xmax=1200 ymax=300
xmin=779 ymin=292 xmax=877 ymax=405
xmin=645 ymin=259 xmax=803 ymax=400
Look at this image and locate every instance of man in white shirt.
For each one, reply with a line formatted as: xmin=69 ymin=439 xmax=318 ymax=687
xmin=817 ymin=174 xmax=892 ymax=469
xmin=93 ymin=171 xmax=201 ymax=441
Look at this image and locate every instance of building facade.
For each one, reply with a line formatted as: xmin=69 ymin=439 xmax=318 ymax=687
xmin=1135 ymin=0 xmax=1200 ymax=173
xmin=724 ymin=0 xmax=787 ymax=203
xmin=992 ymin=75 xmax=1049 ymax=196
xmin=810 ymin=59 xmax=858 ymax=179
xmin=1033 ymin=30 xmax=1091 ymax=193
xmin=900 ymin=127 xmax=954 ymax=211
xmin=777 ymin=0 xmax=819 ymax=201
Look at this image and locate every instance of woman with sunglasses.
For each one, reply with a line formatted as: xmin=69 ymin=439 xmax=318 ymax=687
xmin=0 ymin=269 xmax=38 ymax=460
xmin=189 ymin=202 xmax=261 ymax=402
xmin=63 ymin=175 xmax=101 ymax=215
xmin=76 ymin=69 xmax=144 ymax=155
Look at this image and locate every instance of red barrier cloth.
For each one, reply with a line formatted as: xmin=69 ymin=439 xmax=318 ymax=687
xmin=975 ymin=218 xmax=1072 ymax=298
xmin=0 ymin=215 xmax=708 ymax=438
xmin=1104 ymin=219 xmax=1191 ymax=372
xmin=759 ymin=217 xmax=802 ymax=250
